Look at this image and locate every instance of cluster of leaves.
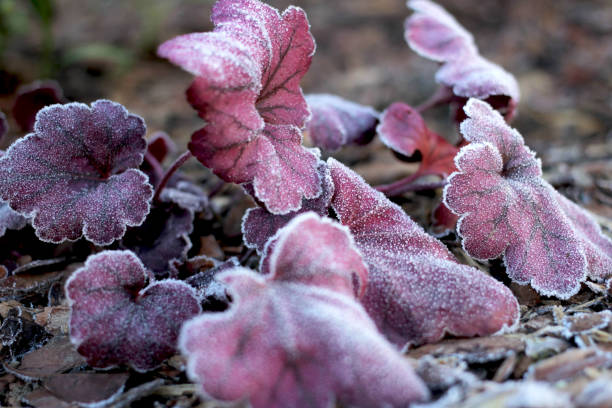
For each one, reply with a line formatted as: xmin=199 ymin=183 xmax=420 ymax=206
xmin=0 ymin=0 xmax=610 ymax=406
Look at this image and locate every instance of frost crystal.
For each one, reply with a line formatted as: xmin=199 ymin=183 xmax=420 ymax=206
xmin=444 ymin=99 xmax=612 ymax=298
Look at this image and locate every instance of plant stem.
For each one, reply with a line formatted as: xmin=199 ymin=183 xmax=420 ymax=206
xmin=153 ymin=151 xmax=193 ymax=202
xmin=375 ymin=174 xmax=447 ymax=197
xmin=144 ymin=151 xmax=164 ymax=188
xmin=416 ymin=86 xmax=454 ymax=113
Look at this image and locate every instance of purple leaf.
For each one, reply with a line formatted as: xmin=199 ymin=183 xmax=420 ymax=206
xmin=185 ymin=257 xmax=238 ymax=311
xmin=328 ymin=158 xmax=519 ymax=347
xmin=158 ymin=0 xmax=321 ymax=214
xmin=66 ymin=250 xmax=201 ymax=372
xmin=0 ymin=202 xmax=28 ymax=237
xmin=378 ymin=102 xmax=459 ymax=179
xmin=444 ymin=99 xmax=612 ymax=298
xmin=405 ymin=0 xmax=519 ymax=120
xmin=120 ymin=202 xmax=194 ymax=279
xmin=147 ymin=131 xmax=176 ymax=164
xmin=242 ymin=162 xmax=333 ymax=253
xmin=0 ymin=100 xmax=154 ymax=245
xmin=160 ymin=180 xmax=212 ymax=218
xmin=180 ymin=212 xmax=429 ymax=407
xmin=12 ymin=80 xmax=66 ymax=132
xmin=305 ymin=94 xmax=379 ymax=151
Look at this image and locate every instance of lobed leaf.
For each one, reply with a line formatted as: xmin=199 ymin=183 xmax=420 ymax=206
xmin=444 ymin=99 xmax=612 ymax=298
xmin=405 ymin=0 xmax=519 ymax=119
xmin=66 ymin=250 xmax=201 ymax=372
xmin=0 ymin=100 xmax=153 ymax=245
xmin=378 ymin=102 xmax=458 ymax=179
xmin=180 ymin=212 xmax=428 ymax=407
xmin=12 ymin=80 xmax=66 ymax=132
xmin=305 ymin=94 xmax=379 ymax=151
xmin=158 ymin=0 xmax=321 ymax=214
xmin=242 ymin=162 xmax=333 ymax=253
xmin=328 ymin=157 xmax=519 ymax=347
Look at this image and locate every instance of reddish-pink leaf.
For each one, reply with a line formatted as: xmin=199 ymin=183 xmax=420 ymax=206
xmin=0 ymin=100 xmax=153 ymax=245
xmin=180 ymin=213 xmax=428 ymax=407
xmin=305 ymin=94 xmax=379 ymax=151
xmin=328 ymin=157 xmax=519 ymax=347
xmin=431 ymin=200 xmax=459 ymax=236
xmin=66 ymin=250 xmax=201 ymax=372
xmin=378 ymin=102 xmax=458 ymax=179
xmin=158 ymin=0 xmax=321 ymax=214
xmin=242 ymin=162 xmax=333 ymax=253
xmin=147 ymin=131 xmax=176 ymax=164
xmin=405 ymin=0 xmax=519 ymax=119
xmin=12 ymin=80 xmax=66 ymax=132
xmin=444 ymin=99 xmax=612 ymax=298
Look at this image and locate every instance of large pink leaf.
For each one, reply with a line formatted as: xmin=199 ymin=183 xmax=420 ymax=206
xmin=66 ymin=250 xmax=201 ymax=372
xmin=242 ymin=162 xmax=333 ymax=253
xmin=378 ymin=102 xmax=458 ymax=180
xmin=405 ymin=0 xmax=519 ymax=119
xmin=158 ymin=0 xmax=320 ymax=214
xmin=444 ymin=99 xmax=612 ymax=298
xmin=328 ymin=157 xmax=519 ymax=347
xmin=0 ymin=100 xmax=153 ymax=245
xmin=305 ymin=94 xmax=379 ymax=151
xmin=180 ymin=213 xmax=429 ymax=407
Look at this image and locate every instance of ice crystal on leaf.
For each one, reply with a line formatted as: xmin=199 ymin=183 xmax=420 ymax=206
xmin=443 ymin=99 xmax=612 ymax=298
xmin=328 ymin=158 xmax=519 ymax=347
xmin=242 ymin=162 xmax=333 ymax=253
xmin=180 ymin=213 xmax=429 ymax=407
xmin=66 ymin=250 xmax=201 ymax=372
xmin=305 ymin=94 xmax=379 ymax=151
xmin=158 ymin=0 xmax=321 ymax=214
xmin=0 ymin=100 xmax=153 ymax=245
xmin=406 ymin=0 xmax=519 ymax=120
xmin=378 ymin=102 xmax=458 ymax=180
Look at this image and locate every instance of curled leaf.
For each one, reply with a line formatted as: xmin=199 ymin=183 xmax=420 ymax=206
xmin=405 ymin=0 xmax=519 ymax=119
xmin=180 ymin=213 xmax=428 ymax=407
xmin=0 ymin=100 xmax=153 ymax=245
xmin=12 ymin=80 xmax=66 ymax=132
xmin=444 ymin=99 xmax=612 ymax=298
xmin=328 ymin=157 xmax=519 ymax=347
xmin=66 ymin=250 xmax=201 ymax=372
xmin=158 ymin=0 xmax=321 ymax=214
xmin=305 ymin=94 xmax=379 ymax=151
xmin=378 ymin=102 xmax=458 ymax=179
xmin=242 ymin=162 xmax=333 ymax=253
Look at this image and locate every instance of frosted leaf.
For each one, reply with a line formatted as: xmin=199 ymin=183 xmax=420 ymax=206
xmin=378 ymin=102 xmax=458 ymax=179
xmin=185 ymin=257 xmax=238 ymax=310
xmin=158 ymin=0 xmax=321 ymax=214
xmin=12 ymin=80 xmax=66 ymax=132
xmin=444 ymin=99 xmax=612 ymax=298
xmin=0 ymin=202 xmax=28 ymax=237
xmin=120 ymin=202 xmax=194 ymax=279
xmin=161 ymin=180 xmax=212 ymax=217
xmin=180 ymin=213 xmax=428 ymax=407
xmin=66 ymin=250 xmax=201 ymax=372
xmin=328 ymin=158 xmax=519 ymax=347
xmin=305 ymin=94 xmax=379 ymax=151
xmin=405 ymin=0 xmax=519 ymax=119
xmin=561 ymin=311 xmax=612 ymax=338
xmin=0 ymin=100 xmax=153 ymax=245
xmin=242 ymin=162 xmax=333 ymax=253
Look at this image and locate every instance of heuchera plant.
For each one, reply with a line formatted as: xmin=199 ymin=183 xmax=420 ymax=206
xmin=305 ymin=94 xmax=379 ymax=151
xmin=0 ymin=100 xmax=153 ymax=245
xmin=328 ymin=158 xmax=519 ymax=347
xmin=444 ymin=99 xmax=612 ymax=298
xmin=180 ymin=213 xmax=429 ymax=407
xmin=157 ymin=0 xmax=322 ymax=214
xmin=405 ymin=0 xmax=520 ymax=121
xmin=66 ymin=250 xmax=201 ymax=372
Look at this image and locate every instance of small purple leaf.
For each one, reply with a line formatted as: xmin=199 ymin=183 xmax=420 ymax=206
xmin=66 ymin=250 xmax=201 ymax=372
xmin=120 ymin=202 xmax=194 ymax=279
xmin=305 ymin=94 xmax=379 ymax=151
xmin=12 ymin=80 xmax=66 ymax=132
xmin=378 ymin=102 xmax=459 ymax=179
xmin=328 ymin=158 xmax=519 ymax=347
xmin=242 ymin=162 xmax=333 ymax=253
xmin=0 ymin=100 xmax=154 ymax=245
xmin=185 ymin=257 xmax=238 ymax=311
xmin=158 ymin=0 xmax=321 ymax=214
xmin=444 ymin=99 xmax=612 ymax=298
xmin=147 ymin=131 xmax=176 ymax=164
xmin=405 ymin=0 xmax=519 ymax=119
xmin=160 ymin=180 xmax=212 ymax=218
xmin=0 ymin=202 xmax=28 ymax=237
xmin=180 ymin=212 xmax=428 ymax=407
